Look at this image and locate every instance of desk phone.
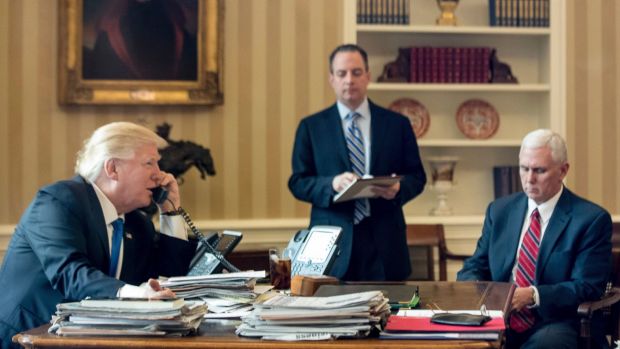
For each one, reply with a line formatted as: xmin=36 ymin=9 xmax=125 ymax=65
xmin=187 ymin=230 xmax=242 ymax=276
xmin=286 ymin=225 xmax=342 ymax=276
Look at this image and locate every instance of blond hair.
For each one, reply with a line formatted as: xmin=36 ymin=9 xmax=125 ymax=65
xmin=75 ymin=122 xmax=167 ymax=182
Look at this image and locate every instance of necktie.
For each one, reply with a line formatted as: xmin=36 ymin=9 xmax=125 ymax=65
xmin=345 ymin=112 xmax=370 ymax=224
xmin=510 ymin=209 xmax=541 ymax=332
xmin=108 ymin=218 xmax=124 ymax=277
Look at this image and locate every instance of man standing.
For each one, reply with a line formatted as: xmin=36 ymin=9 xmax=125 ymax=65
xmin=457 ymin=129 xmax=612 ymax=348
xmin=0 ymin=122 xmax=195 ymax=348
xmin=288 ymin=44 xmax=427 ymax=281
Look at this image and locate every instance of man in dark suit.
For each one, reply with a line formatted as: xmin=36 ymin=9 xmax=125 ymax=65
xmin=0 ymin=122 xmax=195 ymax=348
xmin=288 ymin=44 xmax=427 ymax=281
xmin=457 ymin=129 xmax=612 ymax=349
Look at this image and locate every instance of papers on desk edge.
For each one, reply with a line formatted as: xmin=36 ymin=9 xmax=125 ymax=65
xmin=333 ymin=175 xmax=402 ymax=203
xmin=382 ymin=311 xmax=505 ymax=341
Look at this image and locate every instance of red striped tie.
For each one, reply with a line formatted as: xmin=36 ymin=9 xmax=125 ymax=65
xmin=510 ymin=209 xmax=541 ymax=332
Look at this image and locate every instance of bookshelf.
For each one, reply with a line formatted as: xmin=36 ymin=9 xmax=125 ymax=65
xmin=343 ymin=0 xmax=566 ymax=226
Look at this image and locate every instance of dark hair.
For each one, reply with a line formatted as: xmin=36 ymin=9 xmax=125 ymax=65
xmin=328 ymin=44 xmax=369 ymax=73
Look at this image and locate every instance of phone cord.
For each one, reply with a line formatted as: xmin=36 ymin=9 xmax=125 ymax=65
xmin=177 ymin=207 xmax=240 ymax=273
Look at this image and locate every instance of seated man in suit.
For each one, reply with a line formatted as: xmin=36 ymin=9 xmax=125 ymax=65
xmin=288 ymin=44 xmax=426 ymax=281
xmin=457 ymin=129 xmax=612 ymax=349
xmin=0 ymin=122 xmax=195 ymax=348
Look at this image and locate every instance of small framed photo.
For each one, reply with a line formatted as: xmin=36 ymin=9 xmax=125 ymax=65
xmin=58 ymin=0 xmax=223 ymax=106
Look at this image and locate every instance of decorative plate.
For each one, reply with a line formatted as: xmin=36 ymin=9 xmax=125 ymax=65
xmin=455 ymin=99 xmax=499 ymax=139
xmin=388 ymin=98 xmax=430 ymax=138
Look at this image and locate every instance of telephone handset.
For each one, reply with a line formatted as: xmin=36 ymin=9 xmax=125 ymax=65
xmin=286 ymin=225 xmax=342 ymax=276
xmin=150 ymin=186 xmax=169 ymax=205
xmin=148 ymin=187 xmax=241 ymax=275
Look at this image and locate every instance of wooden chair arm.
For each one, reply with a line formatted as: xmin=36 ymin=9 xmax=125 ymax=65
xmin=444 ymin=251 xmax=471 ymax=261
xmin=578 ymin=287 xmax=620 ymax=318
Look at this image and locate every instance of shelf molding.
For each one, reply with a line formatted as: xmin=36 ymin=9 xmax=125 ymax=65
xmin=418 ymin=139 xmax=522 ymax=147
xmin=368 ymin=83 xmax=550 ymax=92
xmin=356 ymin=25 xmax=551 ymax=36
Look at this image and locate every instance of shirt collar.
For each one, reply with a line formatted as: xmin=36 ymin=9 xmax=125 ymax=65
xmin=337 ymin=98 xmax=370 ymax=121
xmin=91 ymin=182 xmax=125 ymax=225
xmin=527 ymin=185 xmax=563 ymax=224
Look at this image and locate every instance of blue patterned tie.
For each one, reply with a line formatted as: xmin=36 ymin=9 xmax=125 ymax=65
xmin=345 ymin=112 xmax=370 ymax=224
xmin=109 ymin=218 xmax=123 ymax=277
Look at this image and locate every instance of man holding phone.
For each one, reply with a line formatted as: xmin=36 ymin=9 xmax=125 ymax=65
xmin=0 ymin=122 xmax=194 ymax=348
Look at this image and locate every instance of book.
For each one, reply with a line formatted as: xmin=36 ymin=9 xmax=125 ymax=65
xmin=333 ymin=175 xmax=402 ymax=203
xmin=79 ymin=298 xmax=185 ymax=311
xmin=383 ymin=314 xmax=505 ymax=339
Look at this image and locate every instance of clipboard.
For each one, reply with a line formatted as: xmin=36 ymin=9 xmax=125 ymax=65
xmin=333 ymin=175 xmax=402 ymax=203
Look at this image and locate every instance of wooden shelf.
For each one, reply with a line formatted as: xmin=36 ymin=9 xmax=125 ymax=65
xmin=418 ymin=139 xmax=522 ymax=147
xmin=369 ymin=83 xmax=550 ymax=92
xmin=357 ymin=25 xmax=550 ymax=35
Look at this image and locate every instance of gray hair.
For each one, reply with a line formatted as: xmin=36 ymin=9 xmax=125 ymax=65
xmin=75 ymin=122 xmax=167 ymax=182
xmin=520 ymin=129 xmax=567 ymax=164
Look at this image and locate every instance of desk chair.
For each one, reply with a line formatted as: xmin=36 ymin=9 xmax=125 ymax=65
xmin=406 ymin=224 xmax=470 ymax=281
xmin=577 ymin=222 xmax=620 ymax=349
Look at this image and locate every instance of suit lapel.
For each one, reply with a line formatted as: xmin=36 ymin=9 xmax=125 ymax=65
xmin=499 ymin=195 xmax=528 ymax=279
xmin=536 ymin=190 xmax=571 ymax=280
xmin=368 ymin=100 xmax=386 ymax=172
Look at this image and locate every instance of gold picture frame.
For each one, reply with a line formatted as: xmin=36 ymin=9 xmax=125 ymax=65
xmin=58 ymin=0 xmax=223 ymax=106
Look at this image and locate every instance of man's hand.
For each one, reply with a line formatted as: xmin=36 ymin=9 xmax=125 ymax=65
xmin=156 ymin=171 xmax=180 ymax=212
xmin=511 ymin=286 xmax=534 ymax=312
xmin=146 ymin=278 xmax=176 ymax=299
xmin=371 ymin=181 xmax=400 ymax=200
xmin=332 ymin=172 xmax=359 ymax=192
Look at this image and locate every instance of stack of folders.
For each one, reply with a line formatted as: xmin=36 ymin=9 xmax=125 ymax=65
xmin=49 ymin=298 xmax=207 ymax=337
xmin=159 ymin=270 xmax=266 ymax=319
xmin=381 ymin=309 xmax=506 ymax=340
xmin=236 ymin=290 xmax=390 ymax=341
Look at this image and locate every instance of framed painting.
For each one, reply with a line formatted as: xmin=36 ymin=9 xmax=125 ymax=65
xmin=58 ymin=0 xmax=223 ymax=105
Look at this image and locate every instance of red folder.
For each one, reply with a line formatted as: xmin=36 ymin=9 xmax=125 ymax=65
xmin=385 ymin=315 xmax=505 ymax=333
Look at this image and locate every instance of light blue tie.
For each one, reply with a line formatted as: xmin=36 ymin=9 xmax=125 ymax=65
xmin=345 ymin=112 xmax=370 ymax=224
xmin=109 ymin=218 xmax=123 ymax=277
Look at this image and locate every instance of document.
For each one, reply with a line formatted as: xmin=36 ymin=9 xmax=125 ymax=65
xmin=79 ymin=298 xmax=185 ymax=311
xmin=333 ymin=175 xmax=402 ymax=203
xmin=314 ymin=284 xmax=420 ymax=310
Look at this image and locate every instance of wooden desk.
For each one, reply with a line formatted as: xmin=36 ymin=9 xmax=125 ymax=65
xmin=14 ymin=281 xmax=514 ymax=349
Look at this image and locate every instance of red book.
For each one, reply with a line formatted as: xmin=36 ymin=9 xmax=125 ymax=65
xmin=385 ymin=315 xmax=506 ymax=333
xmin=453 ymin=47 xmax=462 ymax=83
xmin=423 ymin=46 xmax=432 ymax=83
xmin=430 ymin=47 xmax=440 ymax=83
xmin=409 ymin=47 xmax=418 ymax=83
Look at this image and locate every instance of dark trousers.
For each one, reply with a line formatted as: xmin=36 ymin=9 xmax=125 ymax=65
xmin=341 ymin=218 xmax=386 ymax=281
xmin=505 ymin=320 xmax=579 ymax=349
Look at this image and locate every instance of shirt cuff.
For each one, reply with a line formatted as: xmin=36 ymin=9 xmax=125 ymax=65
xmin=118 ymin=284 xmax=157 ymax=298
xmin=159 ymin=215 xmax=188 ymax=241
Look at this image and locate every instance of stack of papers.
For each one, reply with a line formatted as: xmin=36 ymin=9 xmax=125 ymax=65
xmin=49 ymin=298 xmax=207 ymax=337
xmin=236 ymin=290 xmax=390 ymax=341
xmin=159 ymin=271 xmax=266 ymax=319
xmin=314 ymin=284 xmax=420 ymax=310
xmin=381 ymin=309 xmax=505 ymax=340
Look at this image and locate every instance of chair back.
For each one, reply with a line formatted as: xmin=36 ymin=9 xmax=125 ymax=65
xmin=577 ymin=222 xmax=620 ymax=348
xmin=406 ymin=224 xmax=469 ymax=281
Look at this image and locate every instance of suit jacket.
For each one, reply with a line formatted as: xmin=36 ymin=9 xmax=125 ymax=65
xmin=457 ymin=188 xmax=612 ymax=325
xmin=288 ymin=100 xmax=426 ymax=280
xmin=0 ymin=176 xmax=194 ymax=347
